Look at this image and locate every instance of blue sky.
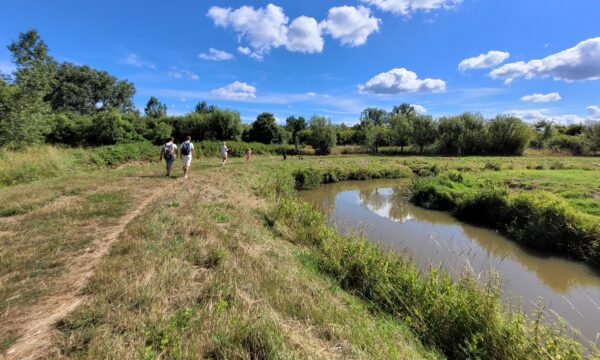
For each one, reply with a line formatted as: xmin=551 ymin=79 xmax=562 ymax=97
xmin=1 ymin=0 xmax=599 ymax=124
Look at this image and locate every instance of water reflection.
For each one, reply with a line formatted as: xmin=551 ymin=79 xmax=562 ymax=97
xmin=299 ymin=179 xmax=600 ymax=345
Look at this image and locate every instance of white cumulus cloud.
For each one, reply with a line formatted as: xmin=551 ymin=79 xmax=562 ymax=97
xmin=359 ymin=67 xmax=446 ymax=94
xmin=211 ymin=81 xmax=256 ymax=100
xmin=505 ymin=109 xmax=586 ymax=125
xmin=286 ymin=16 xmax=324 ymax=53
xmin=207 ymin=4 xmax=324 ymax=59
xmin=588 ymin=106 xmax=600 ymax=118
xmin=491 ymin=37 xmax=600 ymax=84
xmin=320 ymin=6 xmax=380 ymax=47
xmin=458 ymin=51 xmax=510 ymax=71
xmin=199 ymin=48 xmax=234 ymax=61
xmin=167 ymin=67 xmax=199 ymax=80
xmin=237 ymin=46 xmax=263 ymax=60
xmin=520 ymin=92 xmax=561 ymax=103
xmin=411 ymin=104 xmax=428 ymax=114
xmin=362 ymin=0 xmax=462 ymax=16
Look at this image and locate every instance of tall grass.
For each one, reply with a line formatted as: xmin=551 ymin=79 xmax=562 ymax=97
xmin=0 ymin=142 xmax=157 ymax=187
xmin=410 ymin=173 xmax=600 ymax=266
xmin=268 ymin=170 xmax=592 ymax=359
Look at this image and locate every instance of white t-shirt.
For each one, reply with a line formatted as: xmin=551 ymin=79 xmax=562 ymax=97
xmin=181 ymin=141 xmax=194 ymax=157
xmin=220 ymin=144 xmax=228 ymax=155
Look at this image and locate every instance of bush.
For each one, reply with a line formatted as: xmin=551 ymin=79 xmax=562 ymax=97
xmin=547 ymin=135 xmax=588 ymax=155
xmin=456 ymin=186 xmax=510 ymax=228
xmin=409 ymin=178 xmax=458 ymax=211
xmin=293 ymin=168 xmax=322 ymax=190
xmin=308 ymin=116 xmax=337 ymax=155
xmin=506 ymin=192 xmax=600 ymax=260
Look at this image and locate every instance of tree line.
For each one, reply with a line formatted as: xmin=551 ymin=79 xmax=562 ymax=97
xmin=1 ymin=30 xmax=599 ymax=156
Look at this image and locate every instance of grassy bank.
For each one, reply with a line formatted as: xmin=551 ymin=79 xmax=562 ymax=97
xmin=1 ymin=153 xmax=599 ymax=358
xmin=0 ymin=142 xmax=158 ymax=187
xmin=409 ymin=171 xmax=600 ymax=266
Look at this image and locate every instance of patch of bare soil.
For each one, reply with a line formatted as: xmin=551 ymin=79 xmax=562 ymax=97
xmin=0 ymin=189 xmax=165 ymax=360
xmin=594 ymin=192 xmax=600 ymax=201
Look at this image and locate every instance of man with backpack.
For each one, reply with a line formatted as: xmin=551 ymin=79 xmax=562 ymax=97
xmin=180 ymin=136 xmax=196 ymax=179
xmin=160 ymin=137 xmax=178 ymax=177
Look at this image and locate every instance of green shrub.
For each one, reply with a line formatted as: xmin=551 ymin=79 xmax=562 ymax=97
xmin=456 ymin=186 xmax=510 ymax=228
xmin=506 ymin=192 xmax=600 ymax=260
xmin=293 ymin=168 xmax=322 ymax=190
xmin=409 ymin=179 xmax=458 ymax=211
xmin=548 ymin=135 xmax=588 ymax=155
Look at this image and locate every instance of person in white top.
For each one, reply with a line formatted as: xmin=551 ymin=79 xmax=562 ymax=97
xmin=220 ymin=142 xmax=228 ymax=167
xmin=180 ymin=136 xmax=196 ymax=179
xmin=160 ymin=138 xmax=178 ymax=177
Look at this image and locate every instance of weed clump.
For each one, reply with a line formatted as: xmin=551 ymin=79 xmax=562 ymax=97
xmin=204 ymin=248 xmax=227 ymax=269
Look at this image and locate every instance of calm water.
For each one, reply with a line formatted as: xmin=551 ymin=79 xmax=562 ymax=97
xmin=299 ymin=179 xmax=600 ymax=345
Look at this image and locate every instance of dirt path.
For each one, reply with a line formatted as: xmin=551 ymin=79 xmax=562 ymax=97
xmin=1 ymin=188 xmax=166 ymax=360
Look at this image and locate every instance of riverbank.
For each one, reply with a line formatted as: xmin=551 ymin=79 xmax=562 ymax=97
xmin=1 ymin=154 xmax=598 ymax=358
xmin=409 ymin=170 xmax=600 ymax=266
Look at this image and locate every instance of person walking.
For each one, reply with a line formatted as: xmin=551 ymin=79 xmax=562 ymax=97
xmin=180 ymin=136 xmax=196 ymax=179
xmin=160 ymin=137 xmax=178 ymax=177
xmin=220 ymin=142 xmax=228 ymax=167
xmin=245 ymin=148 xmax=253 ymax=163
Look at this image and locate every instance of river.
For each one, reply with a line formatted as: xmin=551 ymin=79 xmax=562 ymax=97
xmin=299 ymin=179 xmax=600 ymax=346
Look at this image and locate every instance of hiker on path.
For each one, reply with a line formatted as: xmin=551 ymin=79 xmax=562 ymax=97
xmin=245 ymin=148 xmax=253 ymax=163
xmin=160 ymin=137 xmax=178 ymax=177
xmin=220 ymin=142 xmax=228 ymax=167
xmin=180 ymin=136 xmax=196 ymax=179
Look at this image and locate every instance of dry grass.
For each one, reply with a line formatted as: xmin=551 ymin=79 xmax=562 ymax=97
xmin=1 ymin=158 xmax=438 ymax=359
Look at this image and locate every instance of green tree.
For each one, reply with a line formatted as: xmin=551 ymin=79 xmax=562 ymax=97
xmin=195 ymin=101 xmax=209 ymax=114
xmin=247 ymin=112 xmax=280 ymax=144
xmin=360 ymin=107 xmax=388 ymax=126
xmin=144 ymin=96 xmax=167 ymax=118
xmin=486 ymin=115 xmax=532 ymax=155
xmin=460 ymin=113 xmax=487 ymax=155
xmin=49 ymin=63 xmax=135 ymax=114
xmin=585 ymin=121 xmax=600 ymax=152
xmin=390 ymin=115 xmax=411 ymax=152
xmin=565 ymin=123 xmax=584 ymax=136
xmin=309 ymin=116 xmax=336 ymax=155
xmin=410 ymin=115 xmax=437 ymax=153
xmin=285 ymin=116 xmax=307 ymax=152
xmin=203 ymin=109 xmax=242 ymax=140
xmin=1 ymin=30 xmax=56 ymax=145
xmin=86 ymin=110 xmax=125 ymax=145
xmin=437 ymin=116 xmax=465 ymax=155
xmin=391 ymin=103 xmax=416 ymax=117
xmin=8 ymin=29 xmax=56 ymax=98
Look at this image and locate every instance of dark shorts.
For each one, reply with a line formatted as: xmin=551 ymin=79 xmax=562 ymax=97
xmin=165 ymin=157 xmax=175 ymax=168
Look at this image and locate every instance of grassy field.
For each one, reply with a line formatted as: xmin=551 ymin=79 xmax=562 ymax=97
xmin=1 ymin=152 xmax=599 ymax=359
